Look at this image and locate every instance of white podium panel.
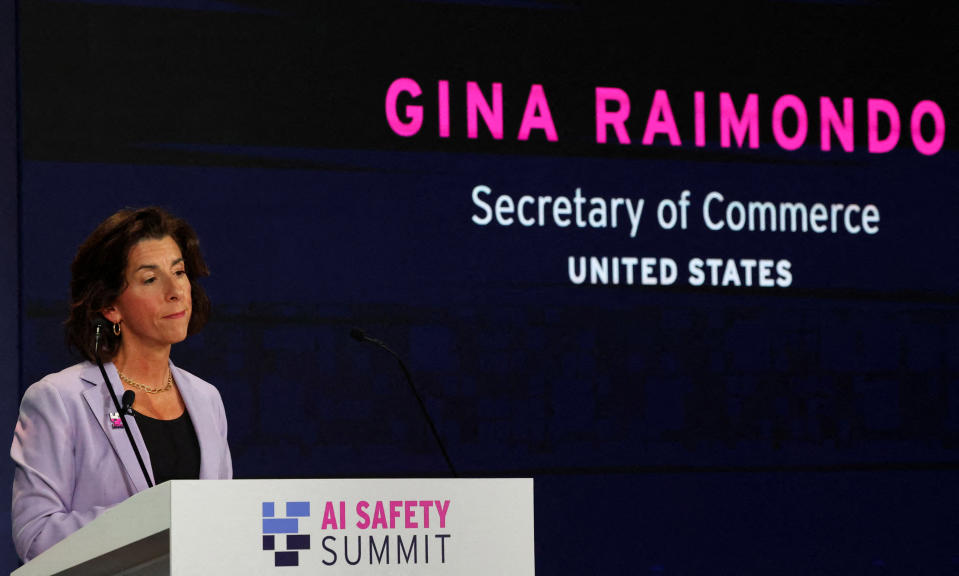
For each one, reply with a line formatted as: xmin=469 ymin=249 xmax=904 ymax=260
xmin=13 ymin=479 xmax=534 ymax=576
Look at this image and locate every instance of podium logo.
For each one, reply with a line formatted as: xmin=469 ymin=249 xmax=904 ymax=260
xmin=262 ymin=501 xmax=311 ymax=567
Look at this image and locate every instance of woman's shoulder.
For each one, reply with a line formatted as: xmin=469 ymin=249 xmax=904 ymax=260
xmin=28 ymin=362 xmax=99 ymax=391
xmin=21 ymin=361 xmax=99 ymax=407
xmin=169 ymin=361 xmax=222 ymax=398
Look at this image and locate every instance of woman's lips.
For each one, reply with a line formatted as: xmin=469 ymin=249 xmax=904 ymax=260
xmin=164 ymin=311 xmax=187 ymax=319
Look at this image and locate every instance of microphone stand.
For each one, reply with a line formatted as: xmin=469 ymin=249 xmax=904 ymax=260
xmin=94 ymin=321 xmax=154 ymax=489
xmin=351 ymin=328 xmax=458 ymax=477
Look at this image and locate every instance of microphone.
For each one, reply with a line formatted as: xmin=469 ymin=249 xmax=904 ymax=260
xmin=349 ymin=327 xmax=366 ymax=344
xmin=121 ymin=390 xmax=136 ymax=415
xmin=93 ymin=318 xmax=154 ymax=489
xmin=351 ymin=328 xmax=458 ymax=477
xmin=94 ymin=320 xmax=104 ymax=353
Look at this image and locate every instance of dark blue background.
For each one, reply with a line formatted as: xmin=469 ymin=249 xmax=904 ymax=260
xmin=6 ymin=1 xmax=959 ymax=573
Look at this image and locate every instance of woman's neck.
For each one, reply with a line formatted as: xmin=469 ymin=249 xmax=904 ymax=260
xmin=112 ymin=345 xmax=172 ymax=384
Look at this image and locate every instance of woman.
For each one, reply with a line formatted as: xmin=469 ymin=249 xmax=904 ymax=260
xmin=10 ymin=207 xmax=232 ymax=562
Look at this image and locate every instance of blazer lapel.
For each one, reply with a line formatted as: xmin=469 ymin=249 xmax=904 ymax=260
xmin=80 ymin=362 xmax=155 ymax=491
xmin=171 ymin=361 xmax=217 ymax=479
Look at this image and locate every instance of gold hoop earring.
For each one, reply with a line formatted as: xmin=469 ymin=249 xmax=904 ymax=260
xmin=113 ymin=323 xmax=121 ymax=336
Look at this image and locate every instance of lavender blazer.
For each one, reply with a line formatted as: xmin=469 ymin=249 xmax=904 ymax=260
xmin=10 ymin=360 xmax=232 ymax=561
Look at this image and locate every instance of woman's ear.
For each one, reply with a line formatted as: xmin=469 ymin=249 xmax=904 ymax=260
xmin=101 ymin=306 xmax=121 ymax=325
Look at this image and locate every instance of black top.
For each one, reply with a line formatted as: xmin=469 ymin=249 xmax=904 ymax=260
xmin=132 ymin=408 xmax=201 ymax=485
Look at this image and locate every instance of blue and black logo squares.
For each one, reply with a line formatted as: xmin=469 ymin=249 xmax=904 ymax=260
xmin=262 ymin=501 xmax=311 ymax=567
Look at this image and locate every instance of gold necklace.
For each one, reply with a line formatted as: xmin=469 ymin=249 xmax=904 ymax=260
xmin=117 ymin=370 xmax=174 ymax=394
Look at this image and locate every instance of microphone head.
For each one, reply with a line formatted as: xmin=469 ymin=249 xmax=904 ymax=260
xmin=349 ymin=328 xmax=367 ymax=342
xmin=121 ymin=389 xmax=136 ymax=410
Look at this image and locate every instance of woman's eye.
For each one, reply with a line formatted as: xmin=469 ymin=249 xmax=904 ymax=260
xmin=144 ymin=277 xmax=156 ymax=284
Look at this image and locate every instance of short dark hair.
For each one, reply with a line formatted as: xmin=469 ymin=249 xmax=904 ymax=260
xmin=66 ymin=207 xmax=211 ymax=362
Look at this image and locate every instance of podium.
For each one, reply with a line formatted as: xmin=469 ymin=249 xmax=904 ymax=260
xmin=12 ymin=479 xmax=534 ymax=576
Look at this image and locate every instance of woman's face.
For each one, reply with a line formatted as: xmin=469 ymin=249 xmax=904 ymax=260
xmin=103 ymin=236 xmax=192 ymax=354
